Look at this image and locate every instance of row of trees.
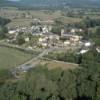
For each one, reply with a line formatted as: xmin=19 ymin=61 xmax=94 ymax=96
xmin=0 ymin=17 xmax=11 ymax=39
xmin=0 ymin=17 xmax=11 ymax=26
xmin=0 ymin=26 xmax=8 ymax=39
xmin=74 ymin=17 xmax=100 ymax=29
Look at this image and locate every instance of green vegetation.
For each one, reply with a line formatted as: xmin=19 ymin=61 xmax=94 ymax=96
xmin=0 ymin=17 xmax=11 ymax=26
xmin=89 ymin=27 xmax=100 ymax=45
xmin=0 ymin=6 xmax=100 ymax=100
xmin=0 ymin=46 xmax=32 ymax=70
xmin=0 ymin=26 xmax=8 ymax=39
xmin=74 ymin=17 xmax=100 ymax=29
xmin=0 ymin=17 xmax=10 ymax=39
xmin=44 ymin=52 xmax=82 ymax=64
xmin=0 ymin=49 xmax=100 ymax=100
xmin=16 ymin=32 xmax=25 ymax=45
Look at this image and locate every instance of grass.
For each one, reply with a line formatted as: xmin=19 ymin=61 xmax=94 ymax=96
xmin=56 ymin=16 xmax=81 ymax=24
xmin=39 ymin=59 xmax=78 ymax=70
xmin=0 ymin=9 xmax=82 ymax=27
xmin=0 ymin=46 xmax=33 ymax=70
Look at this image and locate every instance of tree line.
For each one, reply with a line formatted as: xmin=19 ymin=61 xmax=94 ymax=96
xmin=0 ymin=17 xmax=11 ymax=39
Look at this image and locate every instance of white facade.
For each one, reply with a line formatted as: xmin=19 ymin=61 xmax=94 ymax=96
xmin=80 ymin=49 xmax=89 ymax=54
xmin=8 ymin=30 xmax=16 ymax=34
xmin=84 ymin=42 xmax=91 ymax=47
xmin=96 ymin=47 xmax=100 ymax=53
xmin=25 ymin=37 xmax=29 ymax=42
xmin=42 ymin=26 xmax=49 ymax=33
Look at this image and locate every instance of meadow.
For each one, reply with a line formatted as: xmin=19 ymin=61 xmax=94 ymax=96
xmin=0 ymin=46 xmax=32 ymax=70
xmin=0 ymin=8 xmax=82 ymax=27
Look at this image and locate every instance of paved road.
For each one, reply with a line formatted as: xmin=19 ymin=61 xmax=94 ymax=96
xmin=11 ymin=46 xmax=80 ymax=77
xmin=12 ymin=47 xmax=56 ymax=76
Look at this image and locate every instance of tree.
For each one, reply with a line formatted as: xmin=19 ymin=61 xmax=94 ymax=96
xmin=0 ymin=17 xmax=11 ymax=26
xmin=51 ymin=26 xmax=62 ymax=36
xmin=0 ymin=26 xmax=8 ymax=39
xmin=16 ymin=35 xmax=25 ymax=45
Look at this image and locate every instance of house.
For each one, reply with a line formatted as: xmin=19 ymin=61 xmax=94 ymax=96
xmin=61 ymin=29 xmax=65 ymax=36
xmin=31 ymin=26 xmax=40 ymax=32
xmin=42 ymin=26 xmax=49 ymax=33
xmin=41 ymin=42 xmax=48 ymax=48
xmin=33 ymin=18 xmax=41 ymax=22
xmin=27 ymin=46 xmax=33 ymax=50
xmin=71 ymin=29 xmax=76 ymax=33
xmin=84 ymin=42 xmax=91 ymax=47
xmin=25 ymin=37 xmax=29 ymax=42
xmin=79 ymin=29 xmax=83 ymax=32
xmin=64 ymin=41 xmax=70 ymax=46
xmin=8 ymin=30 xmax=17 ymax=34
xmin=70 ymin=35 xmax=82 ymax=42
xmin=96 ymin=46 xmax=100 ymax=53
xmin=80 ymin=49 xmax=89 ymax=54
xmin=39 ymin=37 xmax=47 ymax=42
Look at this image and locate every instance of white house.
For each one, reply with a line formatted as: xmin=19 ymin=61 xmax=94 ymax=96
xmin=79 ymin=29 xmax=83 ymax=32
xmin=64 ymin=41 xmax=70 ymax=46
xmin=80 ymin=49 xmax=89 ymax=54
xmin=41 ymin=42 xmax=48 ymax=47
xmin=71 ymin=29 xmax=76 ymax=33
xmin=25 ymin=37 xmax=29 ymax=42
xmin=27 ymin=46 xmax=33 ymax=50
xmin=96 ymin=47 xmax=100 ymax=53
xmin=84 ymin=42 xmax=91 ymax=47
xmin=8 ymin=30 xmax=16 ymax=34
xmin=61 ymin=29 xmax=65 ymax=36
xmin=42 ymin=26 xmax=49 ymax=33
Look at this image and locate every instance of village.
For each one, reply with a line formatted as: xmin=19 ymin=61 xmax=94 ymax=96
xmin=6 ymin=18 xmax=94 ymax=55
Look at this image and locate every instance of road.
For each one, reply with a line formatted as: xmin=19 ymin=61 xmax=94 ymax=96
xmin=12 ymin=47 xmax=56 ymax=76
xmin=11 ymin=46 xmax=80 ymax=77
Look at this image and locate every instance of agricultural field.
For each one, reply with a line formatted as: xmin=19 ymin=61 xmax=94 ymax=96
xmin=0 ymin=8 xmax=82 ymax=27
xmin=0 ymin=46 xmax=33 ymax=71
xmin=37 ymin=59 xmax=78 ymax=70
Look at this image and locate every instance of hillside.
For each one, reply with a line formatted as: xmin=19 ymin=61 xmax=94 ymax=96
xmin=0 ymin=0 xmax=100 ymax=8
xmin=0 ymin=0 xmax=19 ymax=7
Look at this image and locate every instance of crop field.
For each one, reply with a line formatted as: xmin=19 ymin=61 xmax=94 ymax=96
xmin=0 ymin=46 xmax=33 ymax=70
xmin=0 ymin=9 xmax=82 ymax=27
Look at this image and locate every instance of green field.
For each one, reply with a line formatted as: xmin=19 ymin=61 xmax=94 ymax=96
xmin=0 ymin=46 xmax=32 ymax=70
xmin=0 ymin=9 xmax=82 ymax=27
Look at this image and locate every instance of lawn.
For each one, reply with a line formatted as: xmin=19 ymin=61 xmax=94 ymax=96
xmin=0 ymin=46 xmax=33 ymax=70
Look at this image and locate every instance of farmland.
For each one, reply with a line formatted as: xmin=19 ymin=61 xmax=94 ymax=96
xmin=0 ymin=46 xmax=33 ymax=71
xmin=39 ymin=59 xmax=79 ymax=70
xmin=0 ymin=8 xmax=82 ymax=27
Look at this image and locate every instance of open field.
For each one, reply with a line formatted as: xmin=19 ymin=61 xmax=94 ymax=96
xmin=38 ymin=59 xmax=79 ymax=70
xmin=0 ymin=46 xmax=33 ymax=70
xmin=56 ymin=16 xmax=81 ymax=24
xmin=2 ymin=8 xmax=100 ymax=27
xmin=0 ymin=9 xmax=82 ymax=27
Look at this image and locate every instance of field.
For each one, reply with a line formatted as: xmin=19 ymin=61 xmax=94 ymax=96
xmin=0 ymin=9 xmax=81 ymax=27
xmin=38 ymin=59 xmax=79 ymax=70
xmin=0 ymin=46 xmax=33 ymax=70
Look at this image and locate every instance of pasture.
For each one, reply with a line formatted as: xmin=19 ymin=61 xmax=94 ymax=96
xmin=38 ymin=59 xmax=79 ymax=70
xmin=0 ymin=9 xmax=82 ymax=27
xmin=0 ymin=46 xmax=33 ymax=70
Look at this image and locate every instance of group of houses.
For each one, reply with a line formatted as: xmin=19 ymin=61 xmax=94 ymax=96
xmin=7 ymin=19 xmax=94 ymax=52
